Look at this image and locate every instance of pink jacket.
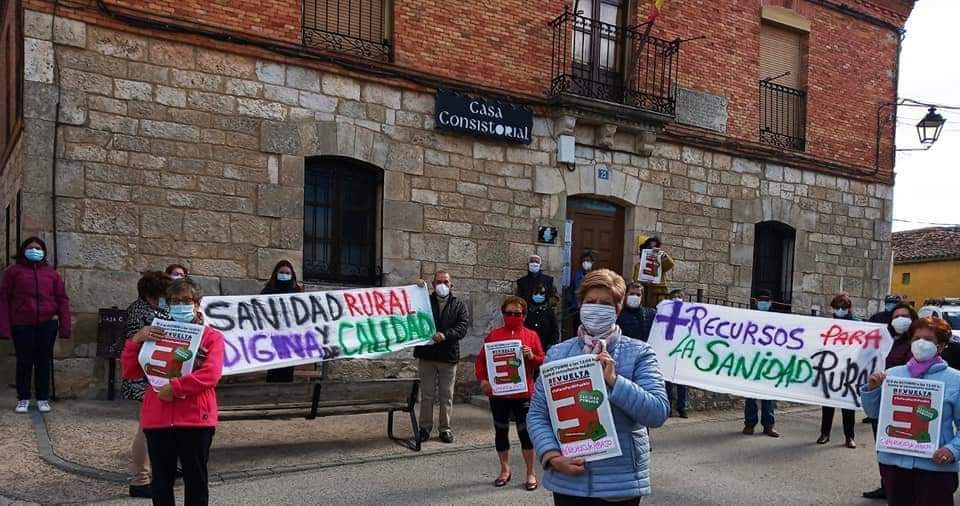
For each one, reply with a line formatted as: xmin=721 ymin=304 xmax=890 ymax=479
xmin=0 ymin=261 xmax=71 ymax=338
xmin=121 ymin=325 xmax=224 ymax=429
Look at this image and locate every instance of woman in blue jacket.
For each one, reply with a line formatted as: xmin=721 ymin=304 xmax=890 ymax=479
xmin=861 ymin=316 xmax=960 ymax=504
xmin=528 ymin=269 xmax=670 ymax=505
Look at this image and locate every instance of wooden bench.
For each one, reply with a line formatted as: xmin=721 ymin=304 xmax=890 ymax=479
xmin=216 ymin=378 xmax=421 ymax=451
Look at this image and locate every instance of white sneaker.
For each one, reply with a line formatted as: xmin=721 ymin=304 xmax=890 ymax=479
xmin=15 ymin=400 xmax=29 ymax=413
xmin=37 ymin=400 xmax=51 ymax=413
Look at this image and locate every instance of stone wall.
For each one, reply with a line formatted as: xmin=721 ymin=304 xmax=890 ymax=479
xmin=16 ymin=11 xmax=893 ymax=398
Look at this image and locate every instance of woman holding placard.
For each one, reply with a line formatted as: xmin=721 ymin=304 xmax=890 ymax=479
xmin=121 ymin=278 xmax=225 ymax=506
xmin=632 ymin=236 xmax=674 ymax=308
xmin=476 ymin=296 xmax=545 ymax=491
xmin=528 ymin=269 xmax=670 ymax=505
xmin=861 ymin=317 xmax=960 ymax=504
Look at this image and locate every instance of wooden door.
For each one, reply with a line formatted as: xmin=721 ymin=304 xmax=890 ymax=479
xmin=568 ymin=202 xmax=625 ymax=275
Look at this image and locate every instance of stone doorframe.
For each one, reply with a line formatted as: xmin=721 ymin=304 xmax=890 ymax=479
xmin=730 ymin=194 xmax=818 ymax=309
xmin=533 ymin=162 xmax=665 ymax=280
xmin=260 ymin=119 xmax=420 ymax=286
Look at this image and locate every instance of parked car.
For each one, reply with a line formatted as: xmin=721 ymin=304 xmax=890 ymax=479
xmin=918 ymin=298 xmax=960 ymax=341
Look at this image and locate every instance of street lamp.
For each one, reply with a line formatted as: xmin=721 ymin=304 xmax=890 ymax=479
xmin=917 ymin=107 xmax=946 ymax=145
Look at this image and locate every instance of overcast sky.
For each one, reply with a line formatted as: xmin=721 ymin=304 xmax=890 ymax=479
xmin=891 ymin=0 xmax=960 ymax=232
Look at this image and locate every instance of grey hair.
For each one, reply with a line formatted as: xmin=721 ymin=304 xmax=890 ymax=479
xmin=166 ymin=277 xmax=202 ymax=301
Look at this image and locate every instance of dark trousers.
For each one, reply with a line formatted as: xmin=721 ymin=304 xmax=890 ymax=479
xmin=265 ymin=366 xmax=295 ymax=382
xmin=12 ymin=320 xmax=58 ymax=401
xmin=744 ymin=398 xmax=775 ymax=428
xmin=871 ymin=419 xmax=885 ymax=490
xmin=554 ymin=493 xmax=640 ymax=505
xmin=820 ymin=407 xmax=855 ymax=438
xmin=489 ymin=397 xmax=532 ymax=452
xmin=879 ymin=464 xmax=958 ymax=505
xmin=144 ymin=427 xmax=215 ymax=506
xmin=666 ymin=382 xmax=688 ymax=411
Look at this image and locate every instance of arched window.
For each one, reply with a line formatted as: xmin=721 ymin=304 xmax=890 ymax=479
xmin=303 ymin=157 xmax=383 ymax=284
xmin=751 ymin=221 xmax=795 ymax=312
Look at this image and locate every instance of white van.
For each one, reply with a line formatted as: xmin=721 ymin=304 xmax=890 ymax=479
xmin=918 ymin=298 xmax=960 ymax=341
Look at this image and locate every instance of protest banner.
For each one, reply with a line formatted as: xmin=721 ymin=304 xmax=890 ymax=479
xmin=484 ymin=340 xmax=528 ymax=396
xmin=138 ymin=319 xmax=204 ymax=390
xmin=876 ymin=376 xmax=945 ymax=458
xmin=637 ymin=249 xmax=663 ymax=284
xmin=540 ymin=354 xmax=621 ymax=462
xmin=200 ymin=284 xmax=436 ymax=375
xmin=648 ymin=300 xmax=893 ymax=410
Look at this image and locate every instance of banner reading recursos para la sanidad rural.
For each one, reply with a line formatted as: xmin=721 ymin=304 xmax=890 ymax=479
xmin=200 ymin=285 xmax=436 ymax=375
xmin=648 ymin=300 xmax=893 ymax=410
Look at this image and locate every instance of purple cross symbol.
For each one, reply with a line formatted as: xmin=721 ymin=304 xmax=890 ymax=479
xmin=655 ymin=300 xmax=691 ymax=341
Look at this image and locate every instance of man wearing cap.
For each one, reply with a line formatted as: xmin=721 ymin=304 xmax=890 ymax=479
xmin=516 ymin=254 xmax=557 ymax=306
xmin=868 ymin=294 xmax=901 ymax=324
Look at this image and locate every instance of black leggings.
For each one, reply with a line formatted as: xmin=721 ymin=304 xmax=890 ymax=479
xmin=489 ymin=397 xmax=533 ymax=452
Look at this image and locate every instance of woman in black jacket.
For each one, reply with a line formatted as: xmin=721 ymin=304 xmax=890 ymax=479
xmin=262 ymin=260 xmax=304 ymax=382
xmin=817 ymin=293 xmax=857 ymax=448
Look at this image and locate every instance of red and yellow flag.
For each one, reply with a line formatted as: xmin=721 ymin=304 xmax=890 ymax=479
xmin=646 ymin=0 xmax=668 ymax=22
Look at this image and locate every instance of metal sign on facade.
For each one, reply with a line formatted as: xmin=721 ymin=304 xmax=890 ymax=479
xmin=434 ymin=89 xmax=533 ymax=144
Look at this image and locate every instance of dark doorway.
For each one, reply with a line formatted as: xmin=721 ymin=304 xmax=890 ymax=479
xmin=751 ymin=221 xmax=796 ymax=313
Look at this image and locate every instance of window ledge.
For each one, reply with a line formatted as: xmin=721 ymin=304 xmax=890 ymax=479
xmin=761 ymin=5 xmax=811 ymax=32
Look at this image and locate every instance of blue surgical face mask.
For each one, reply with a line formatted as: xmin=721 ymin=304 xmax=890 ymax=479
xmin=756 ymin=301 xmax=771 ymax=312
xmin=158 ymin=297 xmax=170 ymax=312
xmin=277 ymin=273 xmax=293 ymax=282
xmin=24 ymin=248 xmax=45 ymax=262
xmin=532 ymin=294 xmax=546 ymax=304
xmin=169 ymin=304 xmax=196 ymax=323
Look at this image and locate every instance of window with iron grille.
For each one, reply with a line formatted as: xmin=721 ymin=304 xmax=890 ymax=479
xmin=303 ymin=157 xmax=382 ymax=285
xmin=758 ymin=22 xmax=807 ymax=151
xmin=302 ymin=0 xmax=392 ymax=61
xmin=0 ymin=0 xmax=24 ymax=169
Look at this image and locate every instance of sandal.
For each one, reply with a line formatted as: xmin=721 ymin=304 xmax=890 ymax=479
xmin=525 ymin=480 xmax=539 ymax=491
xmin=494 ymin=472 xmax=511 ymax=487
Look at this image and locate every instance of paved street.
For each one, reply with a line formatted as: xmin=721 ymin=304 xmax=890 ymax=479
xmin=92 ymin=407 xmax=931 ymax=506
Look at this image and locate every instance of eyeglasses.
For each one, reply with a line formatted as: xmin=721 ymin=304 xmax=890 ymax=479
xmin=502 ymin=311 xmax=524 ymax=317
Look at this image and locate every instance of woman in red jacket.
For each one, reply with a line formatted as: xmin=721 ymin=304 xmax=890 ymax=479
xmin=122 ymin=277 xmax=224 ymax=506
xmin=476 ymin=295 xmax=545 ymax=491
xmin=0 ymin=237 xmax=71 ymax=414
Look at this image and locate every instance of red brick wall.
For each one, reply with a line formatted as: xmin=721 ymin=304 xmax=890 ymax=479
xmin=650 ymin=0 xmax=906 ymax=174
xmin=25 ymin=0 xmax=913 ymax=176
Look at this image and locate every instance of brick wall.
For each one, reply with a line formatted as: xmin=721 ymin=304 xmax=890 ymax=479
xmin=22 ymin=0 xmax=913 ymax=180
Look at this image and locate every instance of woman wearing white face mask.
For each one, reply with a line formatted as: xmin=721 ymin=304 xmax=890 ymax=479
xmin=528 ymin=269 xmax=669 ymax=504
xmin=817 ymin=293 xmax=857 ymax=448
xmin=862 ymin=302 xmax=919 ymax=500
xmin=261 ymin=260 xmax=304 ymax=382
xmin=862 ymin=317 xmax=960 ymax=504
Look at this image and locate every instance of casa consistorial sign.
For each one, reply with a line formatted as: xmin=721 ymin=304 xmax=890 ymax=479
xmin=434 ymin=89 xmax=533 ymax=145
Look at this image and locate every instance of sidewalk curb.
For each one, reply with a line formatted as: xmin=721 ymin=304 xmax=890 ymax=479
xmin=29 ymin=410 xmax=128 ymax=484
xmin=27 ymin=404 xmax=821 ymax=487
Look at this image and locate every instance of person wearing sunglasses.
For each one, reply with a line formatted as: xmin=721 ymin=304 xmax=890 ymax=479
xmin=476 ymin=296 xmax=545 ymax=491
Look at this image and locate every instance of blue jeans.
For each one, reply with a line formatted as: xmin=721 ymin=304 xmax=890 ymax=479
xmin=744 ymin=398 xmax=776 ymax=428
xmin=666 ymin=382 xmax=687 ymax=411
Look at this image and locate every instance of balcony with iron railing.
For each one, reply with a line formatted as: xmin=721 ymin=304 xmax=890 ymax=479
xmin=549 ymin=8 xmax=680 ymax=118
xmin=759 ymin=79 xmax=807 ymax=151
xmin=303 ymin=0 xmax=392 ymax=61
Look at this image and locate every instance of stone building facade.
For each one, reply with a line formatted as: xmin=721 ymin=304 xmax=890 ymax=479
xmin=0 ymin=0 xmax=913 ymax=399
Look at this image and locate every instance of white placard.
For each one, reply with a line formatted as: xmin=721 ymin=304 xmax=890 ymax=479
xmin=876 ymin=376 xmax=945 ymax=459
xmin=540 ymin=354 xmax=621 ymax=462
xmin=138 ymin=319 xmax=204 ymax=391
xmin=484 ymin=340 xmax=528 ymax=396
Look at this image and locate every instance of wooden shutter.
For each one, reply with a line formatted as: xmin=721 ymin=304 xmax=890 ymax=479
xmin=759 ymin=23 xmax=802 ymax=89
